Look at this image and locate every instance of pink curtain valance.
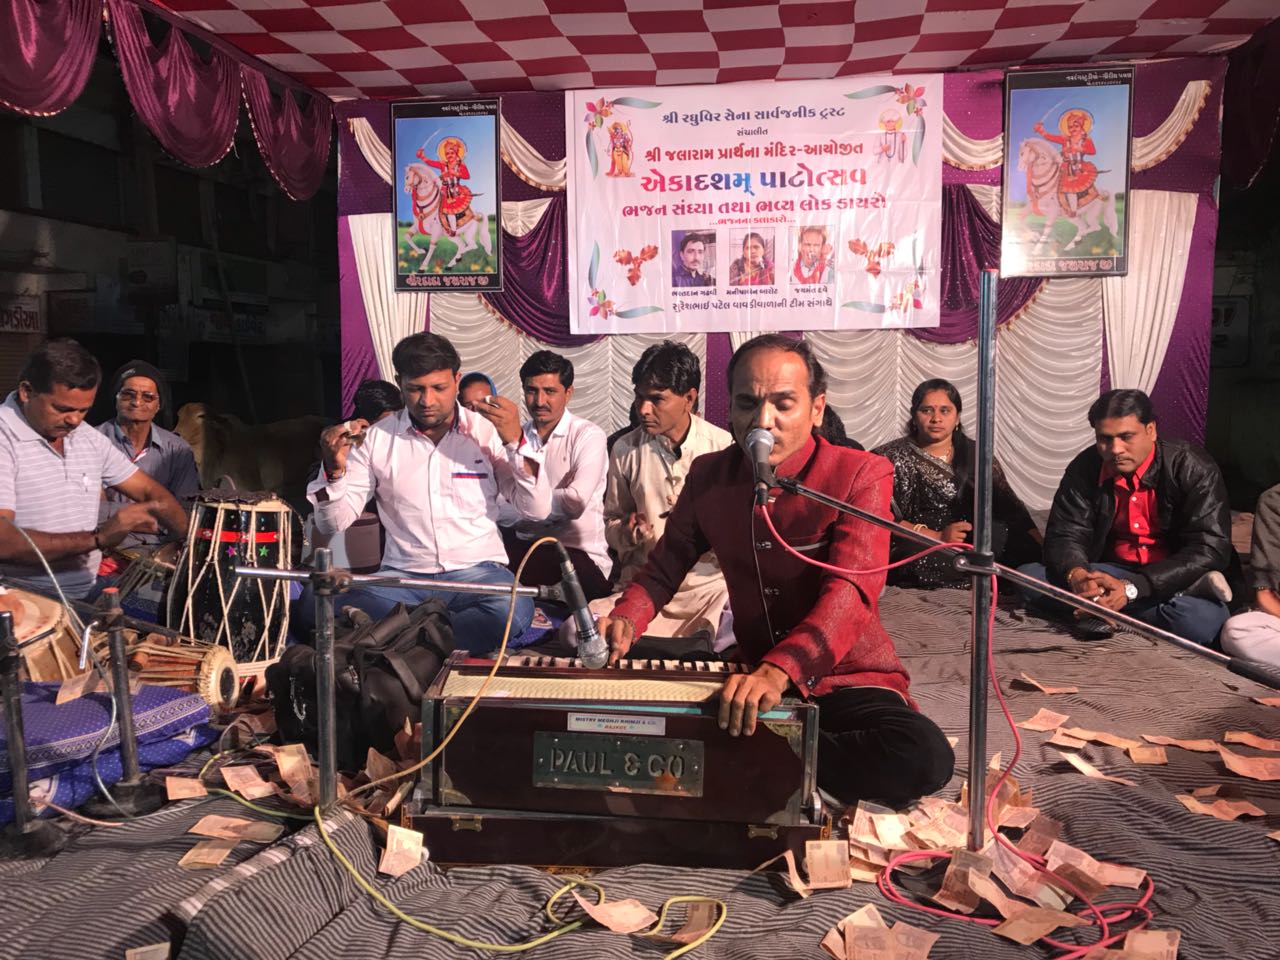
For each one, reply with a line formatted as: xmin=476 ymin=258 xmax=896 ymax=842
xmin=107 ymin=0 xmax=238 ymax=168
xmin=0 ymin=0 xmax=100 ymax=116
xmin=242 ymin=66 xmax=332 ymax=201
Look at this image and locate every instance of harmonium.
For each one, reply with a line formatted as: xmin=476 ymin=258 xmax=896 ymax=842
xmin=404 ymin=652 xmax=829 ymax=869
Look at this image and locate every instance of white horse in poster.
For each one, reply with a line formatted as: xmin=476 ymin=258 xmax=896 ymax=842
xmin=1016 ymin=138 xmax=1119 ymax=255
xmin=402 ymin=163 xmax=492 ymax=270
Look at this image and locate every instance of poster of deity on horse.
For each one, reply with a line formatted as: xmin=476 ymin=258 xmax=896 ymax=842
xmin=391 ymin=99 xmax=501 ymax=291
xmin=1001 ymin=67 xmax=1133 ymax=278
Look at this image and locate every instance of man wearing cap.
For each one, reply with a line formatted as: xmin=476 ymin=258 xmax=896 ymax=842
xmin=0 ymin=340 xmax=189 ymax=600
xmin=97 ymin=359 xmax=200 ymax=552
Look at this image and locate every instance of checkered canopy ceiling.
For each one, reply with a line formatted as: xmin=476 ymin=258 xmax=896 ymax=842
xmin=157 ymin=0 xmax=1276 ymax=101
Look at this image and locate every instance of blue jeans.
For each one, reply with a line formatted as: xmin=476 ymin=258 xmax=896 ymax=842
xmin=1017 ymin=562 xmax=1229 ymax=649
xmin=338 ymin=562 xmax=533 ymax=655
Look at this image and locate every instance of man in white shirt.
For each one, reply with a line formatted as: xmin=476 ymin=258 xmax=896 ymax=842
xmin=503 ymin=351 xmax=612 ymax=599
xmin=592 ymin=341 xmax=732 ymax=639
xmin=308 ymin=333 xmax=551 ymax=653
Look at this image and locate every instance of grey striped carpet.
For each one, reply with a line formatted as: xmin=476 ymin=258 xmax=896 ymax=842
xmin=4 ymin=587 xmax=1279 ymax=959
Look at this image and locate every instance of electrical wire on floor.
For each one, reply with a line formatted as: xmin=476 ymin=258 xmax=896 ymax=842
xmin=760 ymin=501 xmax=1159 ymax=958
xmin=312 ymin=804 xmax=726 ymax=959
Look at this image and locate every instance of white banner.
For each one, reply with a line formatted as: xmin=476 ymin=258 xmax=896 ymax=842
xmin=566 ymin=76 xmax=942 ymax=335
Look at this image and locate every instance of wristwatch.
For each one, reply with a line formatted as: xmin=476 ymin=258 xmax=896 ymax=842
xmin=1121 ymin=581 xmax=1138 ymax=602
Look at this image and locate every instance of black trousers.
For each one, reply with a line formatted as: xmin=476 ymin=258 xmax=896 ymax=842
xmin=501 ymin=527 xmax=613 ymax=601
xmin=814 ymin=687 xmax=955 ymax=808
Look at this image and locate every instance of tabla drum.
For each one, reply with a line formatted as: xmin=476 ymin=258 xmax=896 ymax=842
xmin=93 ymin=629 xmax=238 ymax=712
xmin=167 ymin=492 xmax=293 ymax=671
xmin=7 ymin=588 xmax=87 ymax=682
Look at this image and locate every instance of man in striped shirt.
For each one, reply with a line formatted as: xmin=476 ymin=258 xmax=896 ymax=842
xmin=0 ymin=340 xmax=189 ymax=600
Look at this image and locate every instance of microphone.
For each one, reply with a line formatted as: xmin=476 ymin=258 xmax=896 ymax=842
xmin=555 ymin=543 xmax=607 ymax=668
xmin=745 ymin=428 xmax=776 ymax=506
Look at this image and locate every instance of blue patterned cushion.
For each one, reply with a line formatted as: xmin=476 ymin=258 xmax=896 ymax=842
xmin=0 ymin=681 xmax=212 ymax=791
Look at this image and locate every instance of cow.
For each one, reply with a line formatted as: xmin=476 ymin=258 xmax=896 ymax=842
xmin=174 ymin=403 xmax=329 ymax=505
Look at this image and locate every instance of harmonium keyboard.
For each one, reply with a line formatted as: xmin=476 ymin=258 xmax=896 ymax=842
xmin=404 ymin=651 xmax=828 ymax=869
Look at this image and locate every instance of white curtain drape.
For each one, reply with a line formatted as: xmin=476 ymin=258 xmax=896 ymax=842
xmin=942 ymin=114 xmax=1002 ymax=171
xmin=348 ymin=212 xmax=428 ymax=380
xmin=428 ymin=291 xmax=704 ymax=433
xmin=1101 ymin=189 xmax=1198 ymax=394
xmin=501 ymin=197 xmax=554 ymax=237
xmin=995 ymin=279 xmax=1103 ymax=510
xmin=499 ymin=114 xmax=566 ymax=191
xmin=348 ymin=117 xmax=392 ymax=185
xmin=1131 ymin=80 xmax=1211 ymax=171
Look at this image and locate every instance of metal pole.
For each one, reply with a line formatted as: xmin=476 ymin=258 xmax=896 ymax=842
xmin=104 ymin=589 xmax=142 ymax=785
xmin=967 ymin=268 xmax=999 ymax=851
xmin=82 ymin=590 xmax=165 ymax=818
xmin=234 ymin=566 xmax=542 ymax=599
xmin=1 ymin=613 xmax=33 ymax=830
xmin=313 ymin=548 xmax=338 ymax=808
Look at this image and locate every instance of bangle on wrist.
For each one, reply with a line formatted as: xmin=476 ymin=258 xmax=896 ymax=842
xmin=92 ymin=527 xmax=104 ymax=551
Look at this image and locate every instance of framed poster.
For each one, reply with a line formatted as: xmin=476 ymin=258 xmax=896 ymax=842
xmin=391 ymin=99 xmax=501 ymax=292
xmin=1001 ymin=67 xmax=1133 ymax=278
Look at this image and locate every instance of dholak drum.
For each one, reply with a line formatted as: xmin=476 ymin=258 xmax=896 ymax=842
xmin=6 ymin=588 xmax=87 ymax=682
xmin=168 ymin=492 xmax=293 ymax=671
xmin=94 ymin=630 xmax=238 ymax=712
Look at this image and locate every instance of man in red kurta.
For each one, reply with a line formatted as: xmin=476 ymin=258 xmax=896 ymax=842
xmin=600 ymin=335 xmax=954 ymax=807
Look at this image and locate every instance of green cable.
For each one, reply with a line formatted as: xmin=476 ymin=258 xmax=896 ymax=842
xmin=313 ymin=808 xmax=727 ymax=958
xmin=313 ymin=805 xmax=592 ymax=953
xmin=206 ymin=787 xmax=313 ymax=821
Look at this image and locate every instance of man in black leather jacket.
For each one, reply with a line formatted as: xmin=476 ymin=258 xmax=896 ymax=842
xmin=1019 ymin=389 xmax=1232 ymax=646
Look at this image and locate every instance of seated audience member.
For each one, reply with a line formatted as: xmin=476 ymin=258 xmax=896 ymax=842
xmin=594 ymin=341 xmax=732 ymax=639
xmin=874 ymin=379 xmax=1040 ymax=587
xmin=350 ymin=378 xmax=404 ymax=425
xmin=1220 ymin=484 xmax=1280 ymax=667
xmin=303 ymin=379 xmax=403 ymax=573
xmin=0 ymin=340 xmax=189 ymax=600
xmin=820 ymin=406 xmax=864 ymax=451
xmin=502 ymin=351 xmax=612 ymax=599
xmin=97 ymin=359 xmax=200 ymax=553
xmin=459 ymin=371 xmax=497 ymax=410
xmin=308 ymin=333 xmax=550 ymax=652
xmin=600 ymin=334 xmax=954 ymax=807
xmin=1020 ymin=389 xmax=1232 ymax=644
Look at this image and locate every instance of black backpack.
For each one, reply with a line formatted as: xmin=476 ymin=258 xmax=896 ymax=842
xmin=266 ymin=601 xmax=454 ymax=770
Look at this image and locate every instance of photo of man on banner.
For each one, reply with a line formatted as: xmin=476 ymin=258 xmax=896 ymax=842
xmin=672 ymin=230 xmax=716 ymax=288
xmin=792 ymin=225 xmax=834 ymax=285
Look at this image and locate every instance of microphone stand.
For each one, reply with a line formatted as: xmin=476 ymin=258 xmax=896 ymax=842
xmin=235 ymin=552 xmax=584 ymax=808
xmin=774 ymin=268 xmax=1280 ymax=854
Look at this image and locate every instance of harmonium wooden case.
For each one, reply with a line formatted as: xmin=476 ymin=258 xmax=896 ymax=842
xmin=404 ymin=652 xmax=828 ymax=869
